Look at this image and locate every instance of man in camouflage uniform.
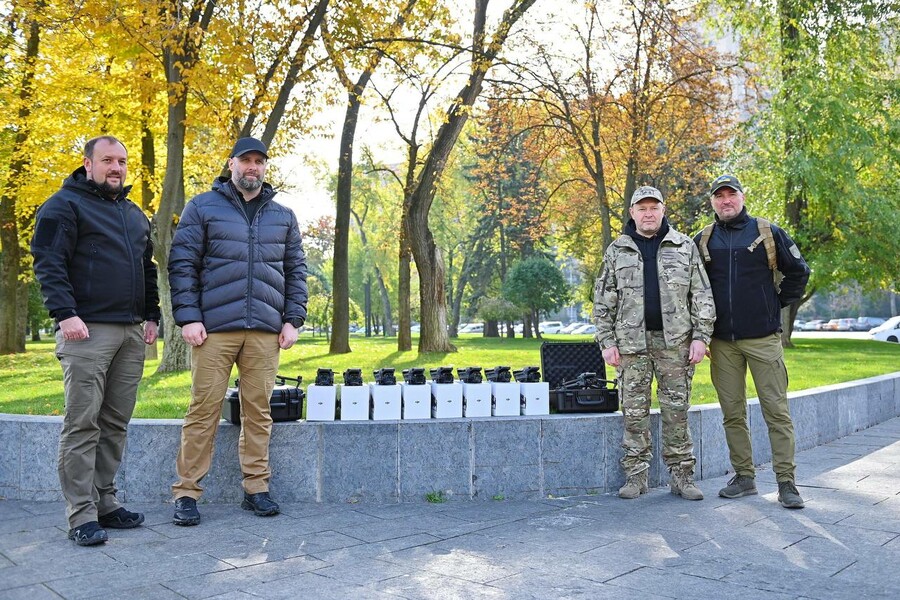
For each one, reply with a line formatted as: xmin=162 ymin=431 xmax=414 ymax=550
xmin=594 ymin=186 xmax=715 ymax=500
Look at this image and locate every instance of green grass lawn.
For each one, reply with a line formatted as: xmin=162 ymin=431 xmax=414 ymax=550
xmin=1 ymin=334 xmax=897 ymax=418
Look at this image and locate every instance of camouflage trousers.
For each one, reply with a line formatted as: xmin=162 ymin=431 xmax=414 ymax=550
xmin=618 ymin=331 xmax=696 ymax=476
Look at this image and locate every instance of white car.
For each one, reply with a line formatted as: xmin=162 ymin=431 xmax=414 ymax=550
xmin=538 ymin=321 xmax=565 ymax=334
xmin=458 ymin=323 xmax=484 ymax=334
xmin=560 ymin=322 xmax=589 ymax=334
xmin=870 ymin=316 xmax=900 ymax=343
xmin=570 ymin=323 xmax=598 ymax=335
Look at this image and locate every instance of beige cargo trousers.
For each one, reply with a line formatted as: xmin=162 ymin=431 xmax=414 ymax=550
xmin=710 ymin=333 xmax=796 ymax=482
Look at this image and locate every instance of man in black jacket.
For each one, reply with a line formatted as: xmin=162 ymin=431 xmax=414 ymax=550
xmin=695 ymin=174 xmax=810 ymax=509
xmin=31 ymin=136 xmax=160 ymax=546
xmin=168 ymin=137 xmax=307 ymax=525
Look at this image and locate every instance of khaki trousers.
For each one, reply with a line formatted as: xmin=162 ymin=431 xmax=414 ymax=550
xmin=709 ymin=333 xmax=796 ymax=482
xmin=172 ymin=330 xmax=280 ymax=499
xmin=56 ymin=323 xmax=145 ymax=528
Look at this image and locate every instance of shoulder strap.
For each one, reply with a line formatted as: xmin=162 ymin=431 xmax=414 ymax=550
xmin=756 ymin=217 xmax=777 ymax=271
xmin=699 ymin=224 xmax=714 ymax=263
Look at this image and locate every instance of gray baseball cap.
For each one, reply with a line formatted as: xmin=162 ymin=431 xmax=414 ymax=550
xmin=710 ymin=174 xmax=743 ymax=195
xmin=630 ymin=186 xmax=664 ymax=206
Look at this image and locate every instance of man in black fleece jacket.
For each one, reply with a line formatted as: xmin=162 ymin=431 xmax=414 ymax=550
xmin=31 ymin=136 xmax=160 ymax=546
xmin=695 ymin=174 xmax=810 ymax=509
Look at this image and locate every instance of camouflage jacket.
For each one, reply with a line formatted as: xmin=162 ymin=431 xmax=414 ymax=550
xmin=593 ymin=227 xmax=716 ymax=353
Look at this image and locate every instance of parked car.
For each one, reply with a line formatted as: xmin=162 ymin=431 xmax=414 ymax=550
xmin=798 ymin=319 xmax=825 ymax=331
xmin=538 ymin=321 xmax=565 ymax=334
xmin=822 ymin=318 xmax=855 ymax=331
xmin=793 ymin=319 xmax=806 ymax=330
xmin=570 ymin=323 xmax=598 ymax=335
xmin=560 ymin=322 xmax=589 ymax=334
xmin=458 ymin=323 xmax=484 ymax=334
xmin=870 ymin=316 xmax=900 ymax=343
xmin=853 ymin=317 xmax=886 ymax=331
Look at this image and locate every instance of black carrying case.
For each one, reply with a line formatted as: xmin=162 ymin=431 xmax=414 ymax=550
xmin=540 ymin=341 xmax=619 ymax=413
xmin=222 ymin=375 xmax=304 ymax=425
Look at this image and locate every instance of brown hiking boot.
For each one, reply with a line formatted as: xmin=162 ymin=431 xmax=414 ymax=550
xmin=670 ymin=465 xmax=704 ymax=500
xmin=618 ymin=470 xmax=649 ymax=499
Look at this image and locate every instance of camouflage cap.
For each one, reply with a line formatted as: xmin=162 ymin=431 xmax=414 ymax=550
xmin=630 ymin=186 xmax=664 ymax=206
xmin=710 ymin=174 xmax=743 ymax=195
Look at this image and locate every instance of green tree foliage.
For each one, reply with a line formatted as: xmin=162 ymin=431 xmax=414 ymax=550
xmin=717 ymin=0 xmax=900 ymax=305
xmin=476 ymin=296 xmax=519 ymax=338
xmin=502 ymin=256 xmax=569 ymax=339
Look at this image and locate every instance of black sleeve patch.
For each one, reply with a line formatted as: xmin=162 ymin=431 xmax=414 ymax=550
xmin=34 ymin=218 xmax=60 ymax=247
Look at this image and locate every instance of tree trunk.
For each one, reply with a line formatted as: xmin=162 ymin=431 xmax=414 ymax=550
xmin=155 ymin=86 xmax=191 ymax=372
xmin=329 ymin=87 xmax=366 ymax=354
xmin=153 ymin=0 xmax=216 ymax=372
xmin=140 ymin=105 xmax=156 ymax=212
xmin=0 ymin=13 xmax=40 ymax=355
xmin=376 ymin=267 xmax=393 ymax=337
xmin=397 ymin=198 xmax=413 ymax=351
xmin=412 ymin=232 xmax=455 ymax=353
xmin=403 ymin=0 xmax=536 ymax=353
xmin=484 ymin=320 xmax=499 ymax=337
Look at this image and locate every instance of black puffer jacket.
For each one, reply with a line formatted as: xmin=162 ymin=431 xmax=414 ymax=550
xmin=694 ymin=208 xmax=810 ymax=341
xmin=31 ymin=167 xmax=160 ymax=325
xmin=168 ymin=178 xmax=307 ymax=334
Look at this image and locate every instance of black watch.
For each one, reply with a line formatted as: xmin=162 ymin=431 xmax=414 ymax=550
xmin=285 ymin=317 xmax=304 ymax=328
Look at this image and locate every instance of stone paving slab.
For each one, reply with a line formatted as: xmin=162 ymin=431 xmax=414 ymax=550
xmin=2 ymin=417 xmax=900 ymax=599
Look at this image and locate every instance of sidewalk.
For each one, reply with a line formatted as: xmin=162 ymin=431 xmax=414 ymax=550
xmin=2 ymin=418 xmax=899 ymax=600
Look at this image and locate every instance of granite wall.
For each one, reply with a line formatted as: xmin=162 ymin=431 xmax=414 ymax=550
xmin=1 ymin=372 xmax=897 ymax=504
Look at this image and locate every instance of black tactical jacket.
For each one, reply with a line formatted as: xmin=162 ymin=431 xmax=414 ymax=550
xmin=31 ymin=167 xmax=160 ymax=325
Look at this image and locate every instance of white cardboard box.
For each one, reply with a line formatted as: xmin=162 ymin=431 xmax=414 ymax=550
xmin=462 ymin=382 xmax=492 ymax=417
xmin=491 ymin=382 xmax=521 ymax=416
xmin=430 ymin=382 xmax=463 ymax=419
xmin=306 ymin=385 xmax=336 ymax=421
xmin=338 ymin=385 xmax=369 ymax=421
xmin=370 ymin=383 xmax=402 ymax=421
xmin=401 ymin=383 xmax=431 ymax=420
xmin=520 ymin=381 xmax=550 ymax=416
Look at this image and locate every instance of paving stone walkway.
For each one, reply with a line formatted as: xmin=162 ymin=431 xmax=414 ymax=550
xmin=2 ymin=417 xmax=899 ymax=599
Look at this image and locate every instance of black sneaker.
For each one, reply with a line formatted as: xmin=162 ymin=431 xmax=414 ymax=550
xmin=778 ymin=480 xmax=805 ymax=509
xmin=99 ymin=507 xmax=145 ymax=529
xmin=241 ymin=492 xmax=280 ymax=516
xmin=173 ymin=496 xmax=201 ymax=526
xmin=68 ymin=521 xmax=108 ymax=546
xmin=718 ymin=474 xmax=758 ymax=498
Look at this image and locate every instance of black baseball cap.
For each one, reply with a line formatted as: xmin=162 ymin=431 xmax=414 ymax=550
xmin=230 ymin=137 xmax=268 ymax=159
xmin=709 ymin=174 xmax=743 ymax=195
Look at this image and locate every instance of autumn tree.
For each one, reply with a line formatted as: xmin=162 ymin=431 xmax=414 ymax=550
xmin=322 ymin=0 xmax=422 ymax=354
xmin=0 ymin=1 xmax=41 ymax=354
xmin=511 ymin=0 xmax=735 ymax=262
xmin=402 ymin=0 xmax=537 ymax=353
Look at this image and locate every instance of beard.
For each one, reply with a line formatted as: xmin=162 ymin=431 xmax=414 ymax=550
xmin=237 ymin=175 xmax=263 ymax=192
xmin=98 ymin=179 xmax=124 ymax=198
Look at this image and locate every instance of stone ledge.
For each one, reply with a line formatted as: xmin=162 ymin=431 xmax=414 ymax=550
xmin=2 ymin=372 xmax=898 ymax=503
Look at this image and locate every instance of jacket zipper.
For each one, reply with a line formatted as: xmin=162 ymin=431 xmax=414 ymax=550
xmin=726 ymin=225 xmax=735 ymax=341
xmin=117 ymin=200 xmax=138 ymax=322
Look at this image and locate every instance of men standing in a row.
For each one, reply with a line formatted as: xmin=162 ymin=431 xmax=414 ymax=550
xmin=697 ymin=175 xmax=810 ymax=508
xmin=168 ymin=137 xmax=308 ymax=526
xmin=594 ymin=186 xmax=715 ymax=501
xmin=31 ymin=136 xmax=159 ymax=546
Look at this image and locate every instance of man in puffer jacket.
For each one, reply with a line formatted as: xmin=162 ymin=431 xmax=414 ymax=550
xmin=168 ymin=137 xmax=307 ymax=525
